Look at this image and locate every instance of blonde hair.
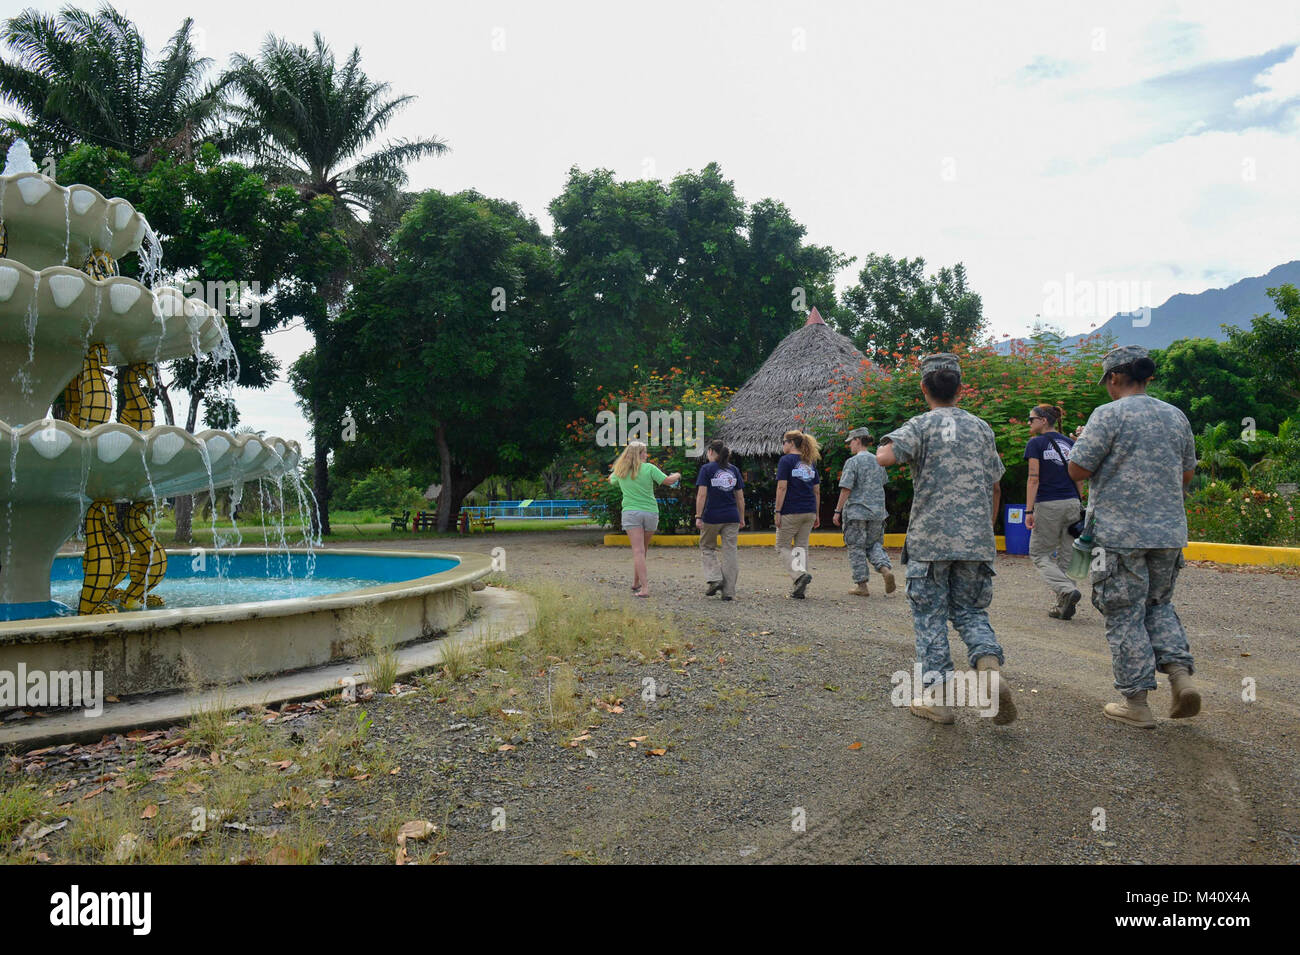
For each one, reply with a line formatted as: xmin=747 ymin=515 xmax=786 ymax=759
xmin=612 ymin=441 xmax=648 ymax=480
xmin=782 ymin=430 xmax=821 ymax=464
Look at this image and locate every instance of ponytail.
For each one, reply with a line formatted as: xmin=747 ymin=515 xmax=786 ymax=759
xmin=782 ymin=430 xmax=821 ymax=464
xmin=707 ymin=439 xmax=730 ymax=469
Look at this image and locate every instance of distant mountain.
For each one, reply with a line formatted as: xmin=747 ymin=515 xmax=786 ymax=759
xmin=1001 ymin=260 xmax=1300 ymax=352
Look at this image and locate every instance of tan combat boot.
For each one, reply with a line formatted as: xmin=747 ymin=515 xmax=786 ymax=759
xmin=880 ymin=569 xmax=897 ymax=594
xmin=1104 ymin=691 xmax=1156 ymax=728
xmin=909 ymin=680 xmax=955 ymax=724
xmin=850 ymin=581 xmax=870 ymax=596
xmin=1166 ymin=665 xmax=1201 ymax=719
xmin=976 ymin=656 xmax=1017 ymax=725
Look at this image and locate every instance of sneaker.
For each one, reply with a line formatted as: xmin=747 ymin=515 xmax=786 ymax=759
xmin=1059 ymin=590 xmax=1082 ymax=620
xmin=705 ymin=580 xmax=723 ymax=596
xmin=791 ymin=573 xmax=812 ymax=599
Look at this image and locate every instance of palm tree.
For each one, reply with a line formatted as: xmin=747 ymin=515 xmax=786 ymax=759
xmin=0 ymin=4 xmax=221 ymax=164
xmin=1195 ymin=422 xmax=1249 ymax=484
xmin=220 ymin=34 xmax=444 ymax=235
xmin=219 ymin=33 xmax=447 ymax=534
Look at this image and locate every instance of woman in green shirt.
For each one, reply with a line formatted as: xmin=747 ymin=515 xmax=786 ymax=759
xmin=610 ymin=440 xmax=681 ymax=597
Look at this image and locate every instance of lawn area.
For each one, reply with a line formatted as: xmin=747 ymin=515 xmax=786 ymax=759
xmin=155 ymin=516 xmax=597 ymax=546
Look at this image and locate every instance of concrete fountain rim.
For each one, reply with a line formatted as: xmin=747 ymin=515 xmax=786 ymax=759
xmin=0 ymin=547 xmax=494 ymax=644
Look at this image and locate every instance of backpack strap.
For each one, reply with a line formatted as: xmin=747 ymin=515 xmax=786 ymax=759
xmin=1044 ymin=434 xmax=1080 ymax=500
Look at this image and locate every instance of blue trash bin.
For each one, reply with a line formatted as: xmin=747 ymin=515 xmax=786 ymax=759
xmin=1003 ymin=503 xmax=1030 ymax=555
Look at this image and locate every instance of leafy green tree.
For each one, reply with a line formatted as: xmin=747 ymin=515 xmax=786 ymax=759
xmin=0 ymin=5 xmax=221 ymax=163
xmin=549 ymin=163 xmax=848 ymax=403
xmin=315 ymin=189 xmax=575 ymax=531
xmin=221 ymin=32 xmax=447 ymax=533
xmin=835 ymin=254 xmax=984 ymax=365
xmin=1149 ymin=337 xmax=1292 ymax=436
xmin=1224 ymin=284 xmax=1300 ymax=406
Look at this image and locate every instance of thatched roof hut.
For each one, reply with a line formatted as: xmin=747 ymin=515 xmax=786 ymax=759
xmin=716 ymin=308 xmax=882 ymax=457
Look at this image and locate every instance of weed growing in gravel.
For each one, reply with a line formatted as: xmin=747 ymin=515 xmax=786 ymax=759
xmin=0 ymin=784 xmax=54 ymax=844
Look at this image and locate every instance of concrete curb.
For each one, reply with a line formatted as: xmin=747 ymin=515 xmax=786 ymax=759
xmin=602 ymin=533 xmax=1300 ymax=568
xmin=0 ymin=586 xmax=535 ymax=749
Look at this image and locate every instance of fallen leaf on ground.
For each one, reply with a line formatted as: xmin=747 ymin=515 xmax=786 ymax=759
xmin=81 ymin=786 xmax=106 ymax=800
xmin=140 ymin=804 xmax=158 ymax=819
xmin=265 ymin=846 xmax=298 ymax=864
xmin=627 ymin=735 xmax=648 ymax=742
xmin=397 ymin=821 xmax=436 ymax=845
xmin=497 ymin=744 xmax=515 ymax=752
xmin=647 ymin=749 xmax=667 ymax=756
xmin=848 ymin=742 xmax=863 ymax=751
xmin=113 ymin=833 xmax=140 ymax=862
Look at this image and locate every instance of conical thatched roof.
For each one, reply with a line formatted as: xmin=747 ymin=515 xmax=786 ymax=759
xmin=716 ymin=308 xmax=882 ymax=457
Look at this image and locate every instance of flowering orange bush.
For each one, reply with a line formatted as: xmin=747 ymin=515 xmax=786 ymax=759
xmin=822 ymin=333 xmax=1115 ymax=526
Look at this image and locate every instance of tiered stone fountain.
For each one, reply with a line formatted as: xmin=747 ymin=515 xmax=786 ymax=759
xmin=0 ymin=140 xmax=301 ymax=619
xmin=0 ymin=142 xmax=492 ymax=721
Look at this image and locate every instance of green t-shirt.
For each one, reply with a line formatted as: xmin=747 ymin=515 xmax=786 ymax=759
xmin=610 ymin=463 xmax=667 ymax=512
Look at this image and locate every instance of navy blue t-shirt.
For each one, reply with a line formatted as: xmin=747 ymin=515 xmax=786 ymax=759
xmin=1024 ymin=433 xmax=1078 ymax=502
xmin=695 ymin=462 xmax=744 ymax=524
xmin=776 ymin=453 xmax=818 ymax=514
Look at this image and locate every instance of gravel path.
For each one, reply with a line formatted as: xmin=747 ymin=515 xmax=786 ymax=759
xmin=333 ymin=529 xmax=1300 ymax=864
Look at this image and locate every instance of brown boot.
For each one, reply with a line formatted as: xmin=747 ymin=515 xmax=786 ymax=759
xmin=881 ymin=569 xmax=897 ymax=594
xmin=909 ymin=696 xmax=955 ymax=724
xmin=1103 ymin=691 xmax=1156 ymax=728
xmin=1167 ymin=665 xmax=1201 ymax=719
xmin=976 ymin=656 xmax=1017 ymax=725
xmin=850 ymin=581 xmax=870 ymax=597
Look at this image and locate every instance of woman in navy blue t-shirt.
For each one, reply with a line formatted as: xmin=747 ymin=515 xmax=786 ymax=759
xmin=774 ymin=430 xmax=820 ymax=598
xmin=1024 ymin=404 xmax=1086 ymax=619
xmin=694 ymin=439 xmax=746 ymax=600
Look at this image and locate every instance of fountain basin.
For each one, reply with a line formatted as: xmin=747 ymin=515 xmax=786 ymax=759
xmin=0 ymin=548 xmax=492 ymax=698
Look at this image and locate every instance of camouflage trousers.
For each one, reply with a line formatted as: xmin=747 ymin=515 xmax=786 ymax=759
xmin=905 ymin=559 xmax=1003 ymax=687
xmin=1089 ymin=547 xmax=1194 ymax=697
xmin=844 ymin=519 xmax=891 ymax=583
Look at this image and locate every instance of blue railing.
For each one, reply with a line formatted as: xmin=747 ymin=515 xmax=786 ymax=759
xmin=460 ymin=499 xmax=593 ymax=520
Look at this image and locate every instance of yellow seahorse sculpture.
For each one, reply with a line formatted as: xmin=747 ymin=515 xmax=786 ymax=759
xmin=121 ymin=502 xmax=168 ymax=609
xmin=74 ymin=343 xmax=112 ymax=429
xmin=79 ymin=503 xmax=124 ymax=614
xmin=118 ymin=362 xmax=155 ymax=431
xmin=60 ymin=378 xmax=80 ymax=424
xmin=83 ymin=248 xmax=118 ymax=280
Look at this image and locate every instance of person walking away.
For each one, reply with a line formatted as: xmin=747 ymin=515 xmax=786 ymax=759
xmin=695 ymin=439 xmax=745 ymax=600
xmin=774 ymin=430 xmax=820 ymax=599
xmin=609 ymin=440 xmax=681 ymax=598
xmin=1024 ymin=404 xmax=1085 ymax=619
xmin=834 ymin=427 xmax=896 ymax=596
xmin=877 ymin=353 xmax=1016 ymax=725
xmin=1067 ymin=345 xmax=1200 ymax=729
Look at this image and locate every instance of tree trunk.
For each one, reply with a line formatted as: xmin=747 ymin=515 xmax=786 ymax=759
xmin=436 ymin=423 xmax=453 ymax=532
xmin=311 ymin=391 xmax=331 ymax=537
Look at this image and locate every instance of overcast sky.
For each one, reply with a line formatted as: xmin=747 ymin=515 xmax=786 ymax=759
xmin=9 ymin=0 xmax=1300 ymax=452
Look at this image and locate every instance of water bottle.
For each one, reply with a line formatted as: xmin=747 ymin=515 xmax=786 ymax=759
xmin=1067 ymin=504 xmax=1096 ymax=581
xmin=1066 ymin=533 xmax=1093 ymax=581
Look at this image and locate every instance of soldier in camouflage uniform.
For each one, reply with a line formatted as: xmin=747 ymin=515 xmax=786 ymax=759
xmin=834 ymin=427 xmax=896 ymax=597
xmin=877 ymin=354 xmax=1017 ymax=725
xmin=1068 ymin=345 xmax=1200 ymax=728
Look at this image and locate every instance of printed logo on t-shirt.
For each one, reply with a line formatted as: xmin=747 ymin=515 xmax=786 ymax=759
xmin=1043 ymin=443 xmax=1071 ymax=464
xmin=711 ymin=469 xmax=737 ymax=491
xmin=792 ymin=463 xmax=816 ymax=482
